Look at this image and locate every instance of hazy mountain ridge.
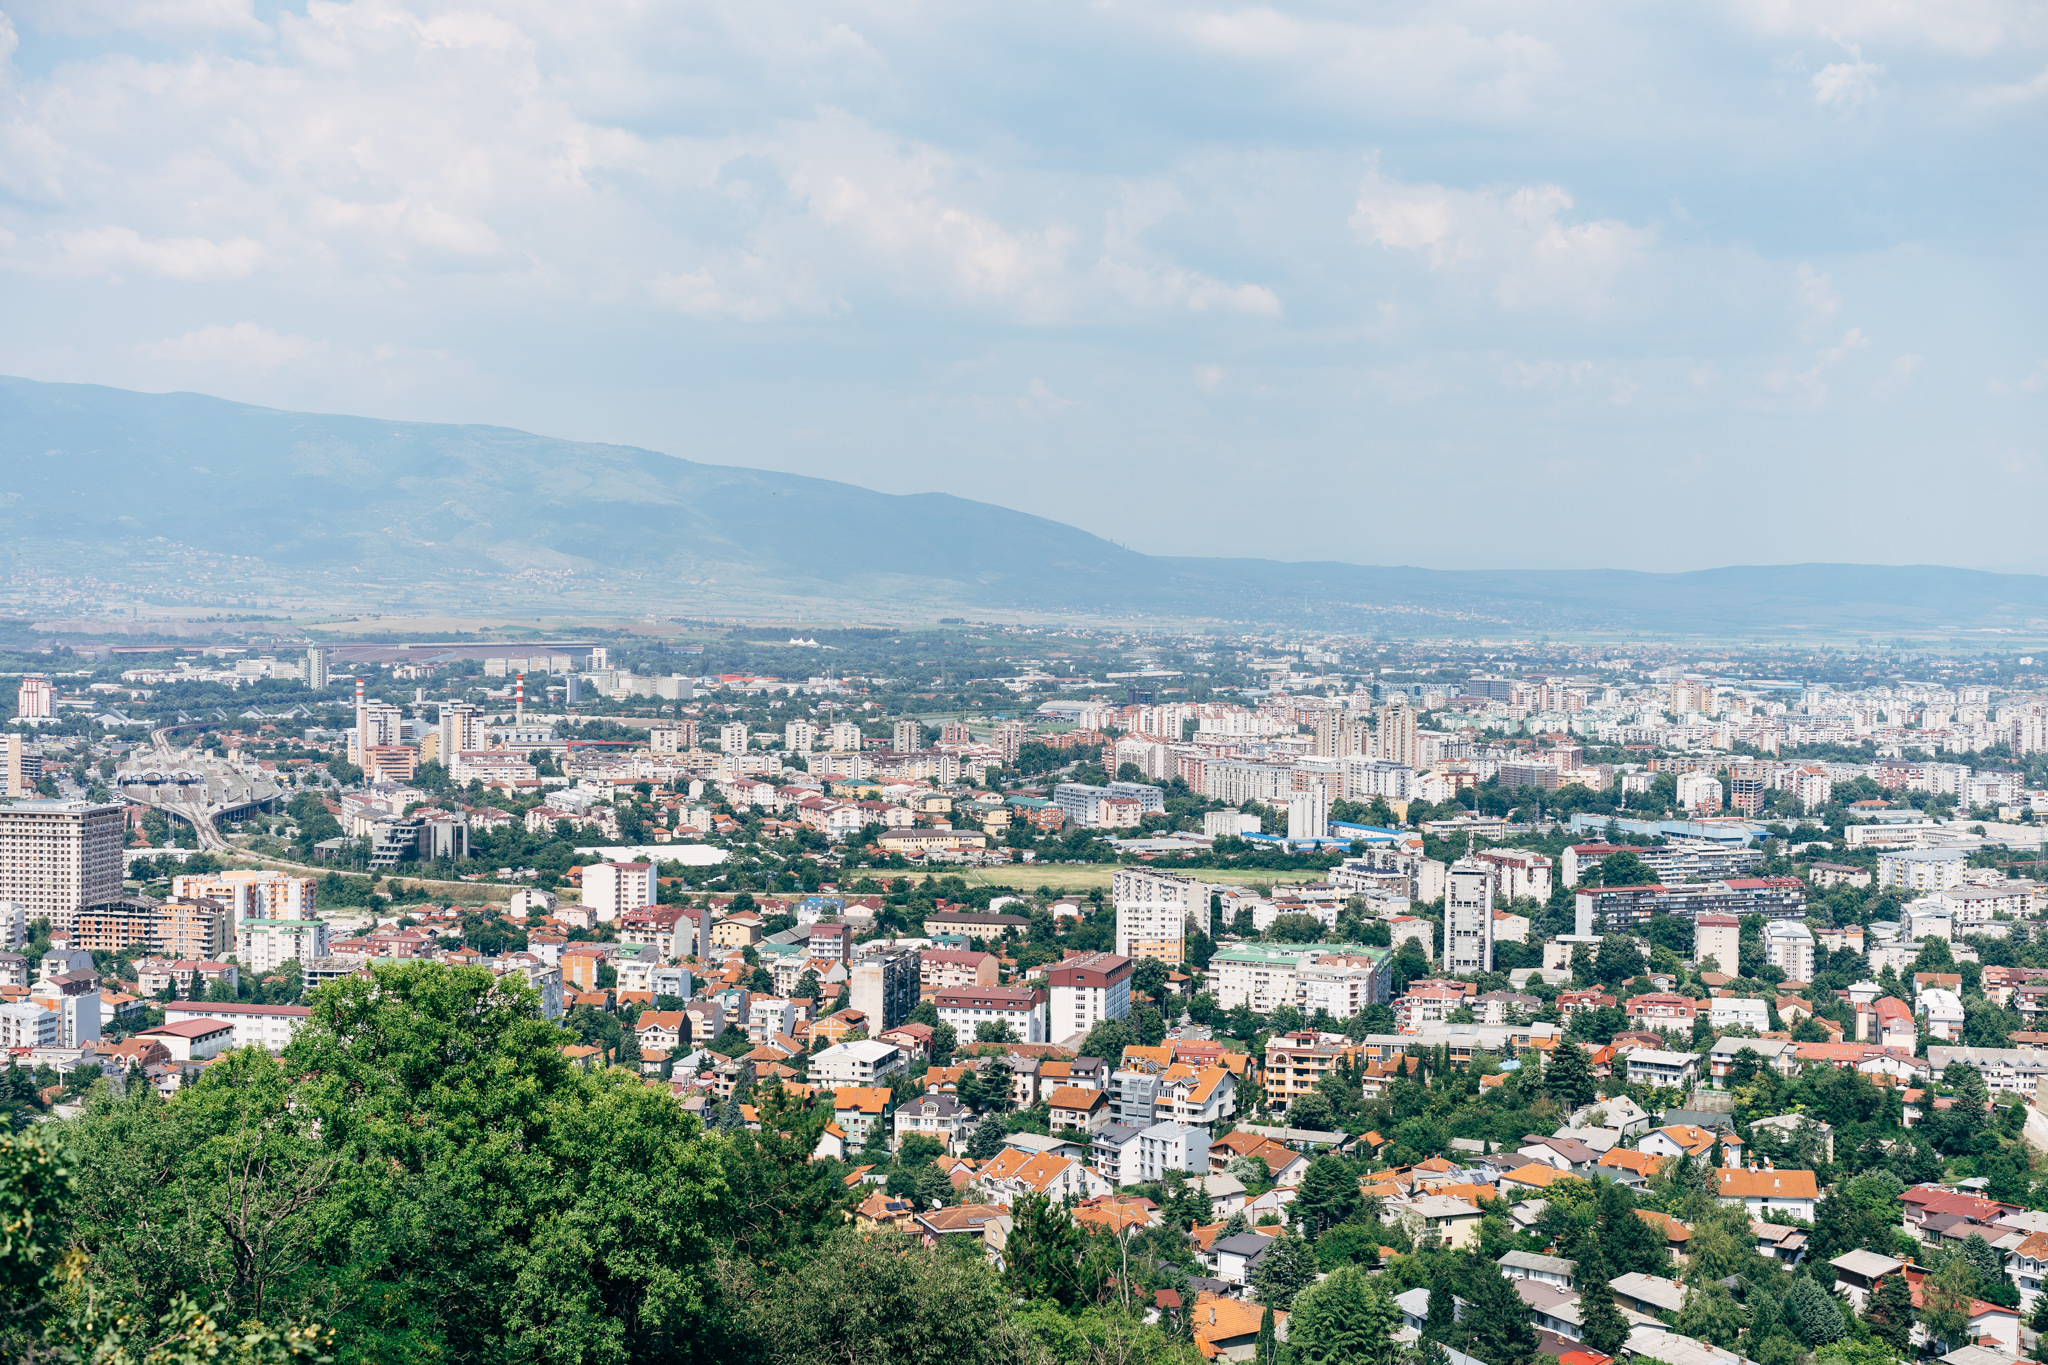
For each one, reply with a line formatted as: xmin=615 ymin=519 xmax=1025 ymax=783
xmin=4 ymin=375 xmax=2046 ymax=635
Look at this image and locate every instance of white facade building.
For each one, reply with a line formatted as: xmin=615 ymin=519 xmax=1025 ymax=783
xmin=236 ymin=920 xmax=332 ymax=974
xmin=582 ymin=862 xmax=656 ymax=923
xmin=1133 ymin=1120 xmax=1210 ymax=1181
xmin=1047 ymin=952 xmax=1132 ymax=1038
xmin=1113 ymin=868 xmax=1203 ymax=965
xmin=1878 ymin=849 xmax=1968 ymax=892
xmin=807 ymin=1039 xmax=905 ymax=1086
xmin=0 ymin=999 xmax=55 ymax=1048
xmin=163 ymin=1001 xmax=312 ymax=1051
xmin=1762 ymin=921 xmax=1815 ymax=982
xmin=1445 ymin=858 xmax=1496 ymax=976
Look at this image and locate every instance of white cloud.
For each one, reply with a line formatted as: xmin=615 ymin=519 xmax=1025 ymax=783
xmin=1721 ymin=0 xmax=2041 ymax=58
xmin=1975 ymin=64 xmax=2048 ymax=104
xmin=1019 ymin=378 xmax=1076 ymax=417
xmin=1988 ymin=360 xmax=2048 ymax=394
xmin=1794 ymin=262 xmax=1840 ymax=336
xmin=1812 ymin=56 xmax=1885 ymax=109
xmin=57 ymin=227 xmax=264 ymax=280
xmin=1764 ymin=327 xmax=1871 ymax=405
xmin=1195 ymin=364 xmax=1225 ymax=392
xmin=1131 ymin=3 xmax=1562 ymax=117
xmin=1350 ymin=166 xmax=1653 ymax=311
xmin=133 ymin=322 xmax=318 ymax=371
xmin=8 ymin=0 xmax=270 ymax=41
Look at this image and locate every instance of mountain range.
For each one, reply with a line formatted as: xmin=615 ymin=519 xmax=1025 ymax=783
xmin=3 ymin=374 xmax=2045 ymax=639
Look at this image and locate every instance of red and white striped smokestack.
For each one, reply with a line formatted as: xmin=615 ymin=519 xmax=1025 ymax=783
xmin=516 ymin=672 xmax=525 ymax=723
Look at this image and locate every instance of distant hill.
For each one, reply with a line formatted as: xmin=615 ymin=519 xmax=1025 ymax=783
xmin=4 ymin=375 xmax=2046 ymax=636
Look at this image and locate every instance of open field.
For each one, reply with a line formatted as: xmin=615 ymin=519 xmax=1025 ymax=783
xmin=867 ymin=863 xmax=1332 ymax=894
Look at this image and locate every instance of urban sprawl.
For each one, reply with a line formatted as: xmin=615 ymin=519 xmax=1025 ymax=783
xmin=4 ymin=629 xmax=2048 ymax=1365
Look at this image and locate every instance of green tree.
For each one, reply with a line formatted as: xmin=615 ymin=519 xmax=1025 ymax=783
xmin=1960 ymin=1232 xmax=2004 ymax=1291
xmin=0 ymin=1127 xmax=75 ymax=1352
xmin=748 ymin=1228 xmax=1014 ymax=1365
xmin=1250 ymin=1231 xmax=1318 ymax=1311
xmin=1287 ymin=1264 xmax=1399 ymax=1365
xmin=1131 ymin=958 xmax=1170 ymax=1000
xmin=1455 ymin=1252 xmax=1540 ymax=1365
xmin=1287 ymin=1090 xmax=1336 ymax=1134
xmin=1676 ymin=1281 xmax=1749 ymax=1349
xmin=1919 ymin=1258 xmax=1977 ymax=1351
xmin=1865 ymin=1274 xmax=1915 ymax=1351
xmin=1004 ymin=1192 xmax=1087 ymax=1307
xmin=1544 ymin=1039 xmax=1596 ymax=1109
xmin=1577 ymin=1273 xmax=1631 ymax=1357
xmin=1293 ymin=1155 xmax=1363 ymax=1237
xmin=1784 ymin=1274 xmax=1847 ymax=1346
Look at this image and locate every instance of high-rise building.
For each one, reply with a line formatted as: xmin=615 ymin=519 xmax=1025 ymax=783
xmin=15 ymin=678 xmax=54 ymax=721
xmin=649 ymin=722 xmax=699 ymax=754
xmin=893 ymin=719 xmax=922 ymax=753
xmin=784 ymin=720 xmax=818 ymax=753
xmin=1444 ymin=858 xmax=1496 ymax=976
xmin=305 ymin=646 xmax=329 ymax=690
xmin=1113 ymin=868 xmax=1203 ymax=965
xmin=0 ymin=801 xmax=125 ymax=931
xmin=237 ymin=919 xmax=332 ymax=974
xmin=1048 ymin=951 xmax=1132 ymax=1039
xmin=1728 ymin=765 xmax=1767 ymax=816
xmin=849 ymin=947 xmax=919 ymax=1031
xmin=827 ymin=721 xmax=863 ymax=752
xmin=719 ymin=723 xmax=749 ymax=754
xmin=354 ymin=702 xmax=401 ymax=764
xmin=996 ymin=721 xmax=1031 ymax=765
xmin=0 ymin=735 xmax=25 ymax=799
xmin=171 ymin=870 xmax=316 ymax=928
xmin=583 ymin=862 xmax=655 ymax=923
xmin=1375 ymin=701 xmax=1417 ymax=768
xmin=439 ymin=703 xmax=484 ymax=761
xmin=156 ymin=897 xmax=233 ymax=960
xmin=1286 ymin=786 xmax=1329 ymax=841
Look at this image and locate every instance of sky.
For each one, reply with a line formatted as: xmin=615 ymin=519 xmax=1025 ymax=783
xmin=1 ymin=1 xmax=2045 ymax=574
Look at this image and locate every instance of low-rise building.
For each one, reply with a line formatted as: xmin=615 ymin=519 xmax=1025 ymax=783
xmin=1713 ymin=1166 xmax=1818 ymax=1221
xmin=807 ymin=1039 xmax=904 ymax=1087
xmin=934 ymin=986 xmax=1046 ymax=1044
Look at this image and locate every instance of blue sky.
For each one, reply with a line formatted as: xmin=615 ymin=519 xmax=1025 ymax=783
xmin=1 ymin=1 xmax=2044 ymax=572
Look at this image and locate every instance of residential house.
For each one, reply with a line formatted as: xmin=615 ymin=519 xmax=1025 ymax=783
xmin=832 ymin=1087 xmax=895 ymax=1147
xmin=1212 ymin=1232 xmax=1279 ymax=1287
xmin=807 ymin=1039 xmax=904 ymax=1087
xmin=1713 ymin=1167 xmax=1819 ymax=1222
xmin=1620 ymin=1049 xmax=1700 ymax=1090
xmin=1047 ymin=1086 xmax=1111 ymax=1135
xmin=1640 ymin=1124 xmax=1744 ymax=1164
xmin=1498 ymin=1250 xmax=1576 ymax=1290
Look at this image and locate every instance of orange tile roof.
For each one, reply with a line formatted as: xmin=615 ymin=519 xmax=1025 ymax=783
xmin=1715 ymin=1167 xmax=1818 ymax=1200
xmin=1635 ymin=1208 xmax=1692 ymax=1243
xmin=833 ymin=1086 xmax=892 ymax=1115
xmin=1599 ymin=1148 xmax=1666 ymax=1177
xmin=1045 ymin=1086 xmax=1107 ymax=1111
xmin=1192 ymin=1292 xmax=1284 ymax=1359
